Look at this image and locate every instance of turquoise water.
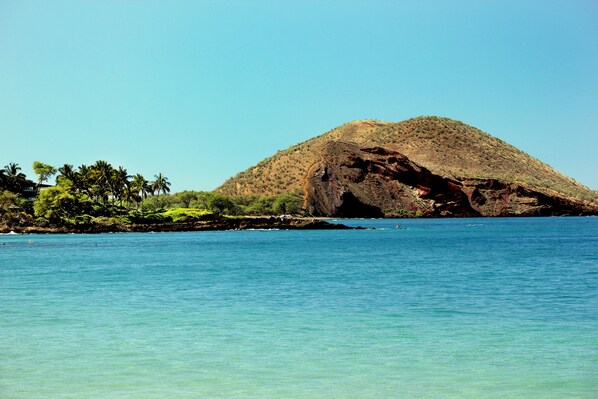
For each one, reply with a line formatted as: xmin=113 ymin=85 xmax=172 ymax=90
xmin=1 ymin=217 xmax=597 ymax=398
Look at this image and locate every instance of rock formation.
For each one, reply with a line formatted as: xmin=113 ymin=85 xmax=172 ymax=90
xmin=304 ymin=142 xmax=595 ymax=217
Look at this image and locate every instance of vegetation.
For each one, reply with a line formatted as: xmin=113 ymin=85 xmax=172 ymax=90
xmin=139 ymin=190 xmax=304 ymax=216
xmin=0 ymin=161 xmax=175 ymax=227
xmin=3 ymin=116 xmax=596 ymax=227
xmin=32 ymin=161 xmax=57 ymax=190
xmin=1 ymin=160 xmax=305 ymax=229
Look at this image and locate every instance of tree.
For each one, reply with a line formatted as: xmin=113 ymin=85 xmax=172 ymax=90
xmin=75 ymin=164 xmax=91 ymax=197
xmin=170 ymin=190 xmax=197 ymax=208
xmin=110 ymin=166 xmax=130 ymax=206
xmin=0 ymin=189 xmax=31 ymax=225
xmin=152 ymin=173 xmax=171 ymax=196
xmin=33 ymin=185 xmax=92 ymax=223
xmin=207 ymin=193 xmax=239 ymax=215
xmin=89 ymin=160 xmax=114 ymax=204
xmin=4 ymin=163 xmax=25 ymax=179
xmin=132 ymin=174 xmax=152 ymax=200
xmin=32 ymin=161 xmax=57 ymax=190
xmin=56 ymin=164 xmax=77 ymax=188
xmin=272 ymin=193 xmax=303 ymax=215
xmin=3 ymin=163 xmax=27 ymax=193
xmin=0 ymin=190 xmax=20 ymax=214
xmin=244 ymin=195 xmax=275 ymax=215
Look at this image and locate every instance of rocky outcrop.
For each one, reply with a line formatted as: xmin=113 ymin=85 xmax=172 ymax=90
xmin=0 ymin=216 xmax=352 ymax=234
xmin=461 ymin=179 xmax=597 ymax=216
xmin=304 ymin=142 xmax=597 ymax=217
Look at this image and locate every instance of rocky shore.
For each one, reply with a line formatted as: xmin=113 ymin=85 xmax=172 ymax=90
xmin=0 ymin=216 xmax=353 ymax=234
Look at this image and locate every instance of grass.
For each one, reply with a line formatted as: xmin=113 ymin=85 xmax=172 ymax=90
xmin=159 ymin=208 xmax=213 ymax=222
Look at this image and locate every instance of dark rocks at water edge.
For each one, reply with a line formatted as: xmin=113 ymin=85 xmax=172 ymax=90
xmin=0 ymin=216 xmax=353 ymax=234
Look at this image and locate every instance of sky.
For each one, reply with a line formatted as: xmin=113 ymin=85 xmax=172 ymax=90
xmin=1 ymin=0 xmax=597 ymax=192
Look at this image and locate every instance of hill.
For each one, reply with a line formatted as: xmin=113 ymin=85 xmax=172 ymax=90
xmin=217 ymin=117 xmax=598 ymax=217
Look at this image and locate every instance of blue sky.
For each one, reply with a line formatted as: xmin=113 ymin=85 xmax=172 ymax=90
xmin=1 ymin=0 xmax=597 ymax=192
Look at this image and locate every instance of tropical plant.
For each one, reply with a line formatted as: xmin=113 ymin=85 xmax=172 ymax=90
xmin=2 ymin=163 xmax=27 ymax=193
xmin=110 ymin=166 xmax=130 ymax=205
xmin=89 ymin=160 xmax=114 ymax=203
xmin=272 ymin=193 xmax=303 ymax=215
xmin=4 ymin=163 xmax=25 ymax=179
xmin=132 ymin=174 xmax=152 ymax=200
xmin=32 ymin=161 xmax=57 ymax=190
xmin=33 ymin=185 xmax=93 ymax=224
xmin=206 ymin=193 xmax=239 ymax=215
xmin=0 ymin=189 xmax=20 ymax=213
xmin=122 ymin=183 xmax=142 ymax=209
xmin=0 ymin=157 xmax=179 ymax=225
xmin=56 ymin=164 xmax=77 ymax=188
xmin=152 ymin=173 xmax=171 ymax=196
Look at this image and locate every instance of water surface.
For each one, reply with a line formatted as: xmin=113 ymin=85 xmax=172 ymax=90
xmin=1 ymin=217 xmax=597 ymax=398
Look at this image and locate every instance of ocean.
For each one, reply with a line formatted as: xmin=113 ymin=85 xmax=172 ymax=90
xmin=1 ymin=217 xmax=597 ymax=398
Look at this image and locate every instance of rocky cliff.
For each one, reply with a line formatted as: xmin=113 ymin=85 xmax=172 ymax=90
xmin=304 ymin=142 xmax=596 ymax=217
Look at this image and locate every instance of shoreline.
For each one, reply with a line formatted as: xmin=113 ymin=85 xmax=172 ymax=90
xmin=0 ymin=216 xmax=353 ymax=234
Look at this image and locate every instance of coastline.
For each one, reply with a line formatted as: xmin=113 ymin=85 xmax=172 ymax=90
xmin=0 ymin=216 xmax=353 ymax=234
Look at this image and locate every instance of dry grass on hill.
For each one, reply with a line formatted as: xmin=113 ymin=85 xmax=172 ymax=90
xmin=217 ymin=116 xmax=597 ymax=205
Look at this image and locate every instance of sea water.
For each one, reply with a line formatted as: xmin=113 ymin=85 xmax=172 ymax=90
xmin=1 ymin=217 xmax=596 ymax=398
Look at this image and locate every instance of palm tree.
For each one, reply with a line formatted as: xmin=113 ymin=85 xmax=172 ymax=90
xmin=76 ymin=164 xmax=91 ymax=197
xmin=57 ymin=164 xmax=77 ymax=188
xmin=122 ymin=182 xmax=142 ymax=209
xmin=90 ymin=160 xmax=114 ymax=204
xmin=3 ymin=163 xmax=27 ymax=193
xmin=4 ymin=163 xmax=25 ymax=178
xmin=152 ymin=173 xmax=171 ymax=197
xmin=110 ymin=166 xmax=130 ymax=206
xmin=132 ymin=174 xmax=152 ymax=200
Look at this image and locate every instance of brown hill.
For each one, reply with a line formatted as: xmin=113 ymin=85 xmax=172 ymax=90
xmin=217 ymin=116 xmax=598 ymax=217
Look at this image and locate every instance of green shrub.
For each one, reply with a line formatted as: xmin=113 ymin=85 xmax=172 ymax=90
xmin=160 ymin=208 xmax=213 ymax=222
xmin=34 ymin=186 xmax=93 ymax=223
xmin=272 ymin=193 xmax=303 ymax=215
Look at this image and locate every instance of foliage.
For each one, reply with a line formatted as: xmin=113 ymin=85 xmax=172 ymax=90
xmin=0 ymin=163 xmax=36 ymax=224
xmin=140 ymin=191 xmax=304 ymax=216
xmin=140 ymin=191 xmax=240 ymax=215
xmin=33 ymin=186 xmax=93 ymax=224
xmin=206 ymin=193 xmax=239 ymax=215
xmin=152 ymin=173 xmax=171 ymax=196
xmin=272 ymin=193 xmax=303 ymax=215
xmin=3 ymin=157 xmax=307 ymax=227
xmin=1 ymin=163 xmax=30 ymax=194
xmin=6 ymin=160 xmax=171 ymax=225
xmin=0 ymin=190 xmax=27 ymax=223
xmin=234 ymin=193 xmax=303 ymax=215
xmin=32 ymin=161 xmax=57 ymax=186
xmin=241 ymin=195 xmax=276 ymax=215
xmin=160 ymin=208 xmax=213 ymax=222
